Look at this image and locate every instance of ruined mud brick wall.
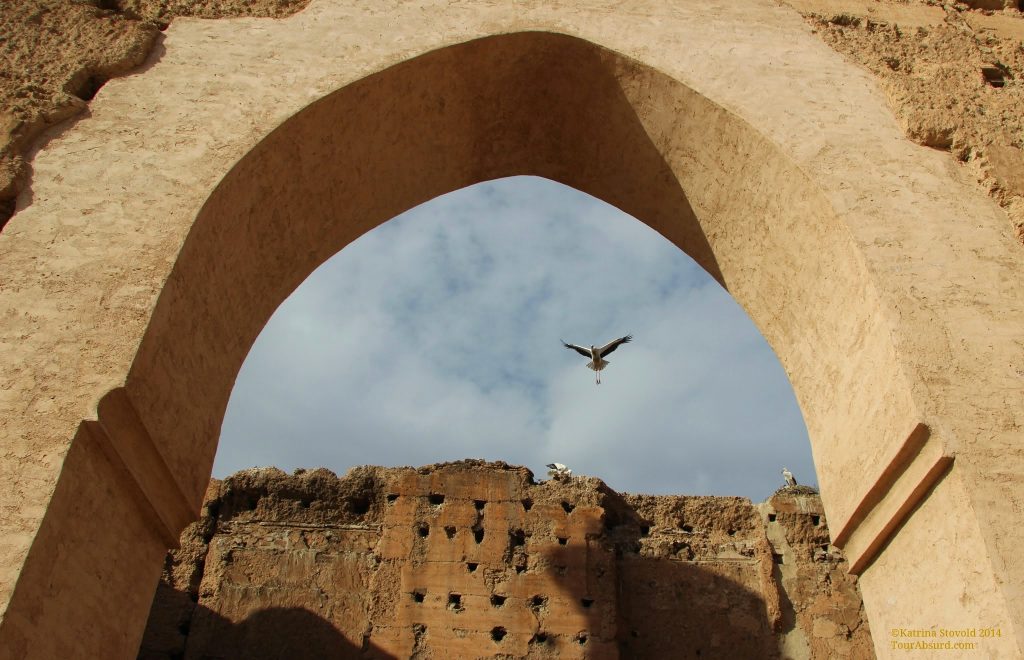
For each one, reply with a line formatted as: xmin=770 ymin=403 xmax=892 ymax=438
xmin=138 ymin=462 xmax=873 ymax=659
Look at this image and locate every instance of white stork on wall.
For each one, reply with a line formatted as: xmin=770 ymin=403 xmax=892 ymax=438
xmin=546 ymin=463 xmax=573 ymax=478
xmin=561 ymin=335 xmax=632 ymax=384
xmin=782 ymin=467 xmax=797 ymax=487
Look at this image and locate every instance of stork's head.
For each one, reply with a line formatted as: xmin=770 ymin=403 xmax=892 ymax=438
xmin=781 ymin=467 xmax=789 ymax=473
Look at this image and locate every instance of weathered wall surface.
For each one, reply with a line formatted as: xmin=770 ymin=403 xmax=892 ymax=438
xmin=784 ymin=0 xmax=1024 ymax=242
xmin=138 ymin=462 xmax=873 ymax=659
xmin=0 ymin=0 xmax=312 ymax=226
xmin=2 ymin=0 xmax=1023 ymax=657
xmin=5 ymin=0 xmax=1024 ymax=244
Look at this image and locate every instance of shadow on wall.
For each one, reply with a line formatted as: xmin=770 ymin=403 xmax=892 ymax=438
xmin=136 ymin=467 xmax=782 ymax=660
xmin=139 ymin=550 xmax=778 ymax=660
xmin=139 ymin=589 xmax=395 ymax=660
xmin=617 ymin=558 xmax=779 ymax=658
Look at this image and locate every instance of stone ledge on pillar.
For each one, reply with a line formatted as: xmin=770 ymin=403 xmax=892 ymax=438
xmin=90 ymin=388 xmax=197 ymax=548
xmin=832 ymin=422 xmax=955 ymax=574
xmin=0 ymin=424 xmax=175 ymax=659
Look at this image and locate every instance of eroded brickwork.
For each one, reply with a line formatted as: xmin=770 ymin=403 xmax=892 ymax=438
xmin=138 ymin=462 xmax=873 ymax=659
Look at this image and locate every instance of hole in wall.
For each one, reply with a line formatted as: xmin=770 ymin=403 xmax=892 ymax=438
xmin=561 ymin=501 xmax=575 ymax=514
xmin=76 ymin=74 xmax=107 ymax=101
xmin=473 ymin=527 xmax=485 ymax=544
xmin=412 ymin=590 xmax=425 ymax=603
xmin=386 ymin=494 xmax=398 ymax=504
xmin=639 ymin=526 xmax=650 ymax=537
xmin=557 ymin=537 xmax=568 ymax=546
xmin=467 ymin=562 xmax=478 ymax=573
xmin=576 ymin=632 xmax=588 ymax=645
xmin=811 ymin=515 xmax=820 ymax=526
xmin=474 ymin=500 xmax=486 ymax=511
xmin=580 ymin=597 xmax=594 ymax=608
xmin=680 ymin=523 xmax=694 ymax=533
xmin=0 ymin=198 xmax=15 ymax=231
xmin=530 ymin=595 xmax=547 ymax=610
xmin=510 ymin=529 xmax=527 ymax=547
xmin=727 ymin=528 xmax=736 ymax=536
xmin=521 ymin=498 xmax=533 ymax=511
xmin=350 ymin=497 xmax=370 ymax=515
xmin=982 ymin=65 xmax=1007 ymax=88
xmin=768 ymin=513 xmax=777 ymax=522
xmin=490 ymin=594 xmax=507 ymax=607
xmin=491 ymin=627 xmax=507 ymax=642
xmin=772 ymin=553 xmax=784 ymax=565
xmin=444 ymin=525 xmax=456 ymax=539
xmin=448 ymin=593 xmax=463 ymax=611
xmin=530 ymin=633 xmax=549 ymax=645
xmin=417 ymin=525 xmax=430 ymax=538
xmin=428 ymin=493 xmax=445 ymax=506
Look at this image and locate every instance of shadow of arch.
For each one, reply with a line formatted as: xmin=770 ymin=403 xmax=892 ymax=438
xmin=191 ymin=606 xmax=393 ymax=660
xmin=137 ymin=466 xmax=792 ymax=660
xmin=139 ymin=599 xmax=395 ymax=660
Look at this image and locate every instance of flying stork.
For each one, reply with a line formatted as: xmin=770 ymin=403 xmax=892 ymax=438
xmin=561 ymin=335 xmax=633 ymax=384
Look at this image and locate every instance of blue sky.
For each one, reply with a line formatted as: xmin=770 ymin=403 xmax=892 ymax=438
xmin=214 ymin=176 xmax=816 ymax=501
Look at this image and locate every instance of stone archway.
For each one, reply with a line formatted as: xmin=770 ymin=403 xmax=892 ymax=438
xmin=1 ymin=3 xmax=1022 ymax=658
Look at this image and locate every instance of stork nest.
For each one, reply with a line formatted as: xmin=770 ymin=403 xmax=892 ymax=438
xmin=774 ymin=484 xmax=819 ymax=496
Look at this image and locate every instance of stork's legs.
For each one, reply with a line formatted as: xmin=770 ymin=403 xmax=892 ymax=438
xmin=596 ymin=371 xmax=601 ymax=385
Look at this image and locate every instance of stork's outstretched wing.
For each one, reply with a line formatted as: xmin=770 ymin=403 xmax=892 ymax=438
xmin=561 ymin=340 xmax=592 ymax=358
xmin=597 ymin=334 xmax=632 ymax=356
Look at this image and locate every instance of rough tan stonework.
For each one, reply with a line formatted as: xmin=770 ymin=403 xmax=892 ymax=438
xmin=2 ymin=0 xmax=1023 ymax=657
xmin=138 ymin=462 xmax=873 ymax=659
xmin=5 ymin=0 xmax=1024 ymax=241
xmin=0 ymin=0 xmax=309 ymax=225
xmin=786 ymin=0 xmax=1024 ymax=241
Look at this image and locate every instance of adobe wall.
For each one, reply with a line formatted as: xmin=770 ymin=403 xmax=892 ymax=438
xmin=138 ymin=462 xmax=873 ymax=659
xmin=1 ymin=1 xmax=1022 ymax=658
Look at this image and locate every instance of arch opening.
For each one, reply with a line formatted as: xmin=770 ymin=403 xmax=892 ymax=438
xmin=123 ymin=30 xmax=910 ymax=566
xmin=214 ymin=175 xmax=815 ymax=499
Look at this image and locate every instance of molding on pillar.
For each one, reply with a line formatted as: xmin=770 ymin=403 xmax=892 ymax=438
xmin=86 ymin=388 xmax=197 ymax=548
xmin=832 ymin=422 xmax=954 ymax=574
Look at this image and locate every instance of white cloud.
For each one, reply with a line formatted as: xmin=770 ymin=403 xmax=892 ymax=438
xmin=215 ymin=176 xmax=815 ymax=501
